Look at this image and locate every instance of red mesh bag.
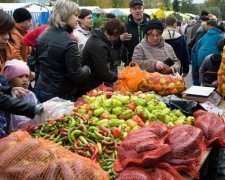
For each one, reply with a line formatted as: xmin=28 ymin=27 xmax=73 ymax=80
xmin=0 ymin=131 xmax=108 ymax=180
xmin=164 ymin=125 xmax=206 ymax=179
xmin=114 ymin=123 xmax=171 ymax=172
xmin=193 ymin=109 xmax=225 ymax=147
xmin=116 ymin=163 xmax=184 ymax=180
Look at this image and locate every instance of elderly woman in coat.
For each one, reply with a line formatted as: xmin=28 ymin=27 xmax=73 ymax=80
xmin=132 ymin=19 xmax=181 ymax=75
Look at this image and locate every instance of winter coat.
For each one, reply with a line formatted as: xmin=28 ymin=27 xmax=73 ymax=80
xmin=23 ymin=25 xmax=48 ymax=47
xmin=199 ymin=54 xmax=220 ymax=84
xmin=186 ymin=26 xmax=194 ymax=45
xmin=73 ymin=26 xmax=92 ymax=55
xmin=196 ymin=27 xmax=224 ymax=66
xmin=80 ymin=29 xmax=118 ymax=95
xmin=35 ymin=27 xmax=90 ymax=99
xmin=162 ymin=28 xmax=190 ymax=74
xmin=189 ymin=23 xmax=208 ymax=51
xmin=132 ymin=37 xmax=181 ymax=73
xmin=121 ymin=13 xmax=150 ymax=65
xmin=0 ymin=86 xmax=36 ymax=119
xmin=7 ymin=25 xmax=30 ymax=61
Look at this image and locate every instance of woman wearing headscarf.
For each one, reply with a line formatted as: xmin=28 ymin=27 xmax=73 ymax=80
xmin=132 ymin=19 xmax=181 ymax=74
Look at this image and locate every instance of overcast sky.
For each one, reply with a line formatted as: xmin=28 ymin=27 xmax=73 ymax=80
xmin=192 ymin=0 xmax=205 ymax=3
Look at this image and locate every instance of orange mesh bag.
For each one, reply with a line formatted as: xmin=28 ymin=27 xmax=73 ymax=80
xmin=0 ymin=131 xmax=108 ymax=180
xmin=113 ymin=122 xmax=171 ymax=172
xmin=217 ymin=46 xmax=225 ymax=96
xmin=138 ymin=72 xmax=186 ymax=96
xmin=116 ymin=163 xmax=184 ymax=180
xmin=193 ymin=109 xmax=225 ymax=147
xmin=163 ymin=125 xmax=206 ymax=179
xmin=115 ymin=63 xmax=147 ymax=92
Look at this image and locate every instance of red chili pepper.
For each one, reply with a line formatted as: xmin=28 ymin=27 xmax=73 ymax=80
xmin=57 ymin=117 xmax=66 ymax=122
xmin=73 ymin=112 xmax=88 ymax=122
xmin=100 ymin=125 xmax=110 ymax=135
xmin=132 ymin=115 xmax=145 ymax=127
xmin=128 ymin=101 xmax=136 ymax=111
xmin=91 ymin=146 xmax=99 ymax=161
xmin=98 ymin=129 xmax=106 ymax=136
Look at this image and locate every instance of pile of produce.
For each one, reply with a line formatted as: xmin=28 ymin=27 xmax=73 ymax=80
xmin=115 ymin=63 xmax=186 ymax=96
xmin=217 ymin=47 xmax=225 ymax=96
xmin=0 ymin=131 xmax=108 ymax=180
xmin=138 ymin=72 xmax=186 ymax=96
xmin=194 ymin=110 xmax=225 ymax=147
xmin=32 ymin=90 xmax=195 ymax=179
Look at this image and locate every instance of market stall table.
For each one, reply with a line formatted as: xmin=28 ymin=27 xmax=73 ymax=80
xmin=183 ymin=100 xmax=225 ymax=179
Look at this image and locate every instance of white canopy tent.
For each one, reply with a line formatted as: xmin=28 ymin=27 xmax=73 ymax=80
xmin=0 ymin=2 xmax=50 ymax=28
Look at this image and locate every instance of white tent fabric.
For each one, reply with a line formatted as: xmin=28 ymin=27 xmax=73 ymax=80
xmin=0 ymin=2 xmax=49 ymax=28
xmin=0 ymin=2 xmax=48 ymax=12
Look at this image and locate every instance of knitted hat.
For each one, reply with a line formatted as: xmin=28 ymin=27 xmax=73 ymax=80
xmin=144 ymin=19 xmax=164 ymax=34
xmin=129 ymin=0 xmax=143 ymax=7
xmin=3 ymin=59 xmax=30 ymax=81
xmin=13 ymin=8 xmax=32 ymax=23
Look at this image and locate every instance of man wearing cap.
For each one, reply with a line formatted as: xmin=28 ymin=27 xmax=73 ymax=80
xmin=119 ymin=0 xmax=150 ymax=66
xmin=7 ymin=8 xmax=32 ymax=61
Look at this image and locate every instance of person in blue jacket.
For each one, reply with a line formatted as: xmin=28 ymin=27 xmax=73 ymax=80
xmin=196 ymin=20 xmax=224 ymax=68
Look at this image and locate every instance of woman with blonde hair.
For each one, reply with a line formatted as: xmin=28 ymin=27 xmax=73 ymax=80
xmin=35 ymin=0 xmax=90 ymax=102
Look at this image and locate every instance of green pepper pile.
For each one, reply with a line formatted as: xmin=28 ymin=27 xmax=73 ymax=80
xmin=32 ymin=91 xmax=195 ymax=179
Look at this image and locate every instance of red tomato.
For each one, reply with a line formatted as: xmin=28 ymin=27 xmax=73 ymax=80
xmin=111 ymin=127 xmax=122 ymax=138
xmin=128 ymin=102 xmax=136 ymax=111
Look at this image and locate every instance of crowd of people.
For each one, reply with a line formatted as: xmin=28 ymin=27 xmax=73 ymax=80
xmin=0 ymin=0 xmax=225 ymax=178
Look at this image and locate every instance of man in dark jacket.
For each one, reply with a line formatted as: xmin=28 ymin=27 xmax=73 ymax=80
xmin=118 ymin=0 xmax=150 ymax=65
xmin=162 ymin=16 xmax=189 ymax=77
xmin=80 ymin=19 xmax=125 ymax=95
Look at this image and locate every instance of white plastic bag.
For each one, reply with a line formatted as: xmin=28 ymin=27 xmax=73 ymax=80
xmin=11 ymin=91 xmax=38 ymax=130
xmin=40 ymin=97 xmax=74 ymax=123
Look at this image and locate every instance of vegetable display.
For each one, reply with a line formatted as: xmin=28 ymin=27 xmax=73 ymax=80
xmin=32 ymin=90 xmax=195 ymax=179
